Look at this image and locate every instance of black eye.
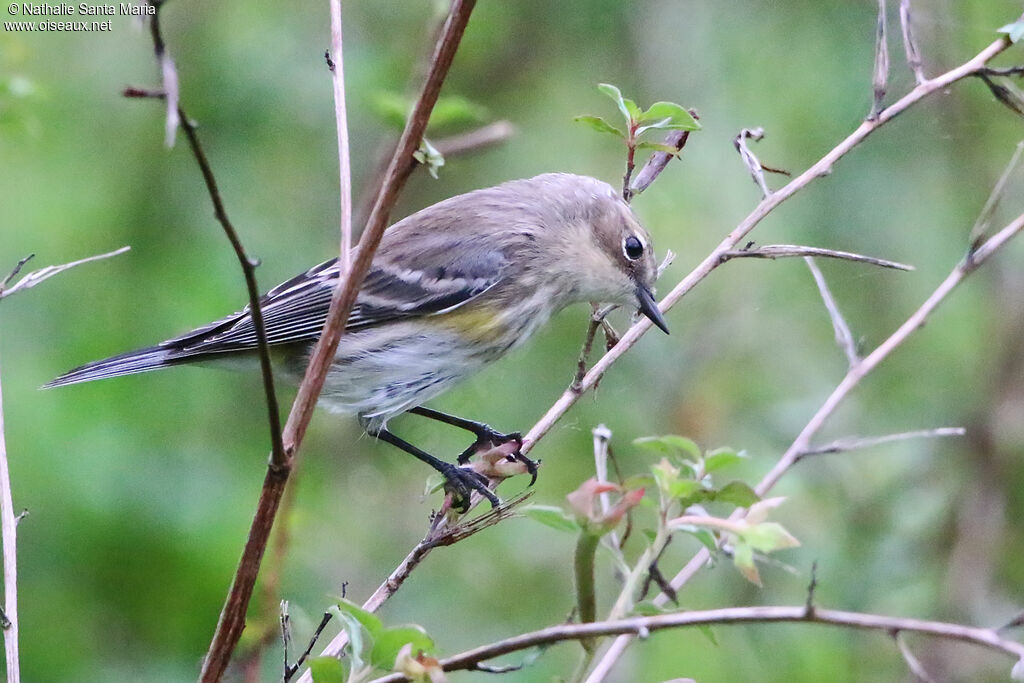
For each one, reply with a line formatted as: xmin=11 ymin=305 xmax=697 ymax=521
xmin=623 ymin=236 xmax=644 ymax=261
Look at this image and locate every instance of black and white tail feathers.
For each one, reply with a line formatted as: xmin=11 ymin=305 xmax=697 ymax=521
xmin=43 ymin=345 xmax=186 ymax=388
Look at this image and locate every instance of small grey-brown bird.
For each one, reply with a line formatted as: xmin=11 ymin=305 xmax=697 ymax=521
xmin=47 ymin=173 xmax=669 ymax=506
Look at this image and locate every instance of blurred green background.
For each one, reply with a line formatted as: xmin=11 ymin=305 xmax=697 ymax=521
xmin=2 ymin=1 xmax=1024 ymax=680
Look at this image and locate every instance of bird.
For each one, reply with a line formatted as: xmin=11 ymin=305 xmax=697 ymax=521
xmin=46 ymin=173 xmax=669 ymax=507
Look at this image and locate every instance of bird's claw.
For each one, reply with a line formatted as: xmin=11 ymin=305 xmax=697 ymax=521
xmin=441 ymin=463 xmax=500 ymax=512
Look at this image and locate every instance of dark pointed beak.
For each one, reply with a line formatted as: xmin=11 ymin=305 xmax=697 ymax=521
xmin=636 ymin=286 xmax=669 ymax=334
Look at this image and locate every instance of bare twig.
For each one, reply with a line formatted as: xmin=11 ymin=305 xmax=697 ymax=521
xmin=328 ymin=0 xmax=353 ymax=270
xmin=0 ymin=256 xmax=32 ymax=295
xmin=571 ymin=32 xmax=1019 ymax=680
xmin=367 ymin=605 xmax=1024 ymax=683
xmin=294 ymin=492 xmax=530 ymax=682
xmin=433 ymin=120 xmax=516 ymax=157
xmin=147 ymin=0 xmax=178 ymax=146
xmin=804 ymin=257 xmax=860 ymax=367
xmin=978 ymin=66 xmax=1024 ymax=78
xmin=586 ymin=211 xmax=1024 ymax=681
xmin=0 ymin=247 xmax=130 ymax=302
xmin=629 ymin=122 xmax=698 ymax=198
xmin=797 ymin=427 xmax=966 ymax=460
xmin=899 ymin=0 xmax=926 ymax=84
xmin=519 ymin=28 xmax=1015 ymax=474
xmin=201 ymin=2 xmax=478 ymax=678
xmin=720 ymin=244 xmax=912 ymax=271
xmin=283 ymin=611 xmax=333 ymax=683
xmin=969 ymin=140 xmax=1024 ymax=252
xmin=895 ymin=631 xmax=938 ymax=683
xmin=0 ymin=354 xmax=19 ymax=682
xmin=978 ymin=73 xmax=1024 ymax=118
xmin=733 ymin=127 xmax=772 ymax=198
xmin=871 ymin=0 xmax=890 ymax=120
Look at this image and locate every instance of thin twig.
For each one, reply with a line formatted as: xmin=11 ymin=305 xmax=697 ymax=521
xmin=0 ymin=354 xmax=19 ymax=683
xmin=433 ymin=120 xmax=516 ymax=157
xmin=797 ymin=427 xmax=966 ymax=460
xmin=284 ymin=611 xmax=333 ymax=683
xmin=564 ymin=31 xmax=1018 ymax=680
xmin=899 ymin=0 xmax=926 ymax=84
xmin=804 ymin=257 xmax=860 ymax=367
xmin=969 ymin=140 xmax=1024 ymax=252
xmin=586 ymin=211 xmax=1024 ymax=682
xmin=328 ymin=0 xmax=353 ymax=271
xmin=629 ymin=121 xmax=697 ymax=197
xmin=871 ymin=0 xmax=890 ymax=120
xmin=894 ymin=631 xmax=937 ymax=683
xmin=367 ymin=605 xmax=1024 ymax=682
xmin=519 ymin=29 xmax=1014 ymax=470
xmin=147 ymin=0 xmax=179 ymax=147
xmin=733 ymin=127 xmax=772 ymax=199
xmin=295 ymin=492 xmax=531 ymax=682
xmin=0 ymin=247 xmax=130 ymax=302
xmin=200 ymin=2 xmax=478 ymax=678
xmin=719 ymin=244 xmax=913 ymax=271
xmin=978 ymin=66 xmax=1024 ymax=77
xmin=0 ymin=256 xmax=33 ymax=296
xmin=977 ymin=73 xmax=1024 ymax=118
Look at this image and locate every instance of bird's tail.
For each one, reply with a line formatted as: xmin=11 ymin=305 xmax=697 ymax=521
xmin=43 ymin=345 xmax=180 ymax=388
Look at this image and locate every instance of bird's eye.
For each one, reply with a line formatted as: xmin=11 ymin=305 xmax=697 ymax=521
xmin=623 ymin=235 xmax=644 ymax=261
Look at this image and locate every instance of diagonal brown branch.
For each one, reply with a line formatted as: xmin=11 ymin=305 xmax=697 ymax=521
xmin=199 ymin=1 xmax=478 ymax=679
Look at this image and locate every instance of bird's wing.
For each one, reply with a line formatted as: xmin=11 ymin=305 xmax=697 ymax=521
xmin=162 ymin=244 xmax=507 ymax=356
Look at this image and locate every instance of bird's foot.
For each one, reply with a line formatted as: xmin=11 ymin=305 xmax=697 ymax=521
xmin=440 ymin=462 xmax=500 ymax=512
xmin=457 ymin=430 xmax=540 ymax=486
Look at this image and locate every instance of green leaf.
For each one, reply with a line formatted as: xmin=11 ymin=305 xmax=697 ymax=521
xmin=632 ymin=601 xmax=670 ymax=616
xmin=697 ymin=624 xmax=719 ymax=646
xmin=740 ymin=522 xmax=801 ymax=553
xmin=428 ymin=95 xmax=489 ymax=130
xmin=334 ymin=597 xmax=383 ymax=638
xmin=634 ymin=435 xmax=702 ymax=462
xmin=597 ymin=83 xmax=637 ymax=125
xmin=371 ymin=625 xmax=435 ymax=670
xmin=638 ymin=101 xmax=701 ymax=130
xmin=521 ymin=505 xmax=581 ymax=533
xmin=635 ymin=141 xmax=682 ymax=155
xmin=573 ymin=115 xmax=626 ymax=138
xmin=309 ymin=656 xmax=346 ymax=683
xmin=372 ymin=91 xmax=488 ymax=132
xmin=687 ymin=528 xmax=719 ymax=553
xmin=668 ymin=478 xmax=702 ymax=500
xmin=704 ymin=448 xmax=746 ymax=473
xmin=732 ymin=540 xmax=761 ymax=586
xmin=332 ymin=610 xmax=368 ymax=672
xmin=712 ymin=481 xmax=760 ymax=508
xmin=413 ymin=138 xmax=445 ymax=179
xmin=998 ymin=21 xmax=1024 ymax=44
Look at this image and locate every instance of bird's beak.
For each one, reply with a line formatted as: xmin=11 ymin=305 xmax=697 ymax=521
xmin=636 ymin=286 xmax=669 ymax=334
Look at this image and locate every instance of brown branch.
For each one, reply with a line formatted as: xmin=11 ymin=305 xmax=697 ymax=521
xmin=199 ymin=2 xmax=478 ymax=679
xmin=129 ymin=4 xmax=286 ymax=465
xmin=629 ymin=122 xmax=697 ymax=197
xmin=367 ymin=605 xmax=1024 ymax=682
xmin=719 ymin=244 xmax=913 ymax=271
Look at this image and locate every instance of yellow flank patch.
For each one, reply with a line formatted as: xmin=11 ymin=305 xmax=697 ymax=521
xmin=437 ymin=305 xmax=510 ymax=343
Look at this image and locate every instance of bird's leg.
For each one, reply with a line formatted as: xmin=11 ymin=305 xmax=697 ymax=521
xmin=366 ymin=425 xmax=500 ymax=511
xmin=408 ymin=406 xmax=538 ymax=484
